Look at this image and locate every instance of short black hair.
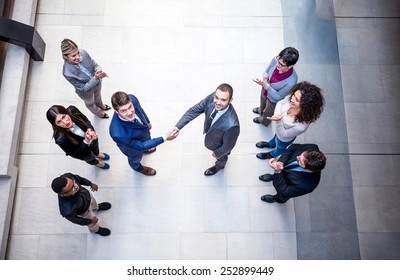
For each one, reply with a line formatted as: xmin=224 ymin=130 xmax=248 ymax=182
xmin=51 ymin=177 xmax=68 ymax=193
xmin=278 ymin=47 xmax=299 ymax=66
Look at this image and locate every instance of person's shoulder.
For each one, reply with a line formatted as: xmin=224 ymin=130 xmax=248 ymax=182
xmin=128 ymin=94 xmax=140 ymax=104
xmin=67 ymin=105 xmax=80 ymax=113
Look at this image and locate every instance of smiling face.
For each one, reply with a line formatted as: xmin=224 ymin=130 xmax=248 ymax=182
xmin=116 ymin=102 xmax=136 ymax=121
xmin=290 ymin=90 xmax=302 ymax=109
xmin=64 ymin=48 xmax=81 ymax=65
xmin=59 ymin=178 xmax=79 ymax=197
xmin=213 ymin=89 xmax=232 ymax=111
xmin=55 ymin=114 xmax=73 ymax=129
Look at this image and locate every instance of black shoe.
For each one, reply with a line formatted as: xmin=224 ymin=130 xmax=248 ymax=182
xmin=253 ymin=117 xmax=261 ymax=124
xmin=255 ymin=141 xmax=275 ymax=149
xmin=252 ymin=107 xmax=260 ymax=114
xmin=100 ymin=113 xmax=109 ymax=119
xmin=260 ymin=195 xmax=276 ymax=203
xmin=95 ymin=227 xmax=111 ymax=236
xmin=98 ymin=202 xmax=111 ymax=211
xmin=102 ymin=104 xmax=112 ymax=111
xmin=204 ymin=165 xmax=222 ymax=176
xmin=256 ymin=152 xmax=274 ymax=160
xmin=259 ymin=174 xmax=274 ymax=182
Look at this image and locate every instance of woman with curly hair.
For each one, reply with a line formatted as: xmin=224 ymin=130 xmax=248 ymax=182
xmin=255 ymin=81 xmax=324 ymax=159
xmin=46 ymin=105 xmax=110 ymax=169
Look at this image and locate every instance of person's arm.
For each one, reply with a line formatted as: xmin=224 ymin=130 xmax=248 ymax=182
xmin=175 ymin=94 xmax=211 ymax=130
xmin=266 ymin=70 xmax=298 ymax=103
xmin=275 ymin=120 xmax=308 ymax=140
xmin=55 ymin=134 xmax=92 ymax=158
xmin=113 ymin=135 xmax=165 ymax=151
xmin=64 ymin=214 xmax=92 ymax=226
xmin=273 ymin=172 xmax=304 ymax=199
xmin=70 ymin=173 xmax=92 ymax=186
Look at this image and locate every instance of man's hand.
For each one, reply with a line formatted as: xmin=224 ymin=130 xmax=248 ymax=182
xmin=90 ymin=183 xmax=98 ymax=192
xmin=91 ymin=216 xmax=98 ymax=225
xmin=166 ymin=128 xmax=179 ymax=141
xmin=268 ymin=159 xmax=283 ymax=172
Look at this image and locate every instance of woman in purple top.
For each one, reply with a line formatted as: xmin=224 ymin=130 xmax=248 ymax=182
xmin=252 ymin=47 xmax=299 ymax=127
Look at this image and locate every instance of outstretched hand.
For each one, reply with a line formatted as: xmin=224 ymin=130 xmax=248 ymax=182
xmin=165 ymin=128 xmax=179 ymax=141
xmin=267 ymin=114 xmax=283 ymax=121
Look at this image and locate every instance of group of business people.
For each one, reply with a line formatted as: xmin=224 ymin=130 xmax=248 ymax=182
xmin=47 ymin=39 xmax=241 ymax=236
xmin=47 ymin=40 xmax=326 ymax=236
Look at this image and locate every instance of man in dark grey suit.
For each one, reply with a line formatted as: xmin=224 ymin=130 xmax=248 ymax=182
xmin=174 ymin=83 xmax=240 ymax=176
xmin=259 ymin=143 xmax=326 ymax=203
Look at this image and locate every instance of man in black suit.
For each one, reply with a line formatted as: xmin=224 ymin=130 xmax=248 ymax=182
xmin=173 ymin=83 xmax=240 ymax=176
xmin=259 ymin=144 xmax=326 ymax=203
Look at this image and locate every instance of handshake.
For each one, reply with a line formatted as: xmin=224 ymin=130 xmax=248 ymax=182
xmin=165 ymin=127 xmax=180 ymax=141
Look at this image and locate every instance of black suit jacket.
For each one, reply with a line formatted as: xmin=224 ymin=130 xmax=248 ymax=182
xmin=175 ymin=92 xmax=240 ymax=158
xmin=53 ymin=106 xmax=97 ymax=159
xmin=273 ymin=144 xmax=322 ymax=202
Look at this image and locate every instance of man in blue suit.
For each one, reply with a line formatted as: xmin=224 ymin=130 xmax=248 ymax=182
xmin=173 ymin=83 xmax=240 ymax=176
xmin=109 ymin=91 xmax=176 ymax=176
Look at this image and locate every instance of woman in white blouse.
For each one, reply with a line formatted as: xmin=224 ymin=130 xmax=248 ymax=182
xmin=256 ymin=81 xmax=324 ymax=159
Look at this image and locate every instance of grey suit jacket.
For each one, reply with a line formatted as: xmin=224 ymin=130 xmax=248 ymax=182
xmin=175 ymin=92 xmax=240 ymax=159
xmin=62 ymin=49 xmax=102 ymax=95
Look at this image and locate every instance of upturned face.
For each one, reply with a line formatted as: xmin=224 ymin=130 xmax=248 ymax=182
xmin=59 ymin=178 xmax=79 ymax=197
xmin=55 ymin=114 xmax=73 ymax=129
xmin=290 ymin=90 xmax=302 ymax=109
xmin=116 ymin=102 xmax=136 ymax=121
xmin=213 ymin=89 xmax=232 ymax=111
xmin=64 ymin=49 xmax=81 ymax=65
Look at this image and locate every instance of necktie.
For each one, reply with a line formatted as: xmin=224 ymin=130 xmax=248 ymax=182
xmin=284 ymin=161 xmax=307 ymax=172
xmin=204 ymin=110 xmax=218 ymax=132
xmin=134 ymin=118 xmax=143 ymax=125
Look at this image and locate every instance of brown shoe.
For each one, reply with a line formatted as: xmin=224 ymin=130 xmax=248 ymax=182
xmin=139 ymin=166 xmax=156 ymax=176
xmin=144 ymin=147 xmax=156 ymax=154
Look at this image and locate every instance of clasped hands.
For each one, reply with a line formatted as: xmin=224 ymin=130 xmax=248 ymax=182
xmin=84 ymin=128 xmax=98 ymax=142
xmin=165 ymin=127 xmax=180 ymax=141
xmin=268 ymin=159 xmax=283 ymax=172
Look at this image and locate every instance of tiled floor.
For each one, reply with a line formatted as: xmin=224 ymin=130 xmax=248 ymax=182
xmin=5 ymin=0 xmax=400 ymax=259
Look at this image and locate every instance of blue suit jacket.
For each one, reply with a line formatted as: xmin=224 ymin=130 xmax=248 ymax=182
xmin=109 ymin=94 xmax=164 ymax=158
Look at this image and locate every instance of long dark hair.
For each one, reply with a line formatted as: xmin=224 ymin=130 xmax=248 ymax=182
xmin=46 ymin=105 xmax=87 ymax=145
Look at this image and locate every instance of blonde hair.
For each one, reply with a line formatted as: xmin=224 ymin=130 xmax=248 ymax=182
xmin=61 ymin=38 xmax=78 ymax=56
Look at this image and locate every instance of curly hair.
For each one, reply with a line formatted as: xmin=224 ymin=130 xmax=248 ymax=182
xmin=289 ymin=81 xmax=324 ymax=124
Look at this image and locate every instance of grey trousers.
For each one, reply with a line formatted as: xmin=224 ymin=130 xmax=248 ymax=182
xmin=256 ymin=88 xmax=276 ymax=127
xmin=77 ymin=83 xmax=104 ymax=117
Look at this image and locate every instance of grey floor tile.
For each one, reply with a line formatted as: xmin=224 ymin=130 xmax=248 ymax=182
xmin=86 ymin=233 xmax=181 ymax=260
xmin=38 ymin=234 xmax=87 ymax=260
xmin=376 ymin=187 xmax=400 ymax=232
xmin=359 ymin=232 xmax=400 ymax=259
xmin=353 ymin=187 xmax=381 ymax=232
xmin=227 ymin=233 xmax=274 ymax=259
xmin=249 ymin=187 xmax=296 ymax=232
xmin=6 ymin=235 xmax=40 ymax=260
xmin=204 ymin=187 xmax=250 ymax=232
xmin=180 ymin=233 xmax=227 ymax=260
